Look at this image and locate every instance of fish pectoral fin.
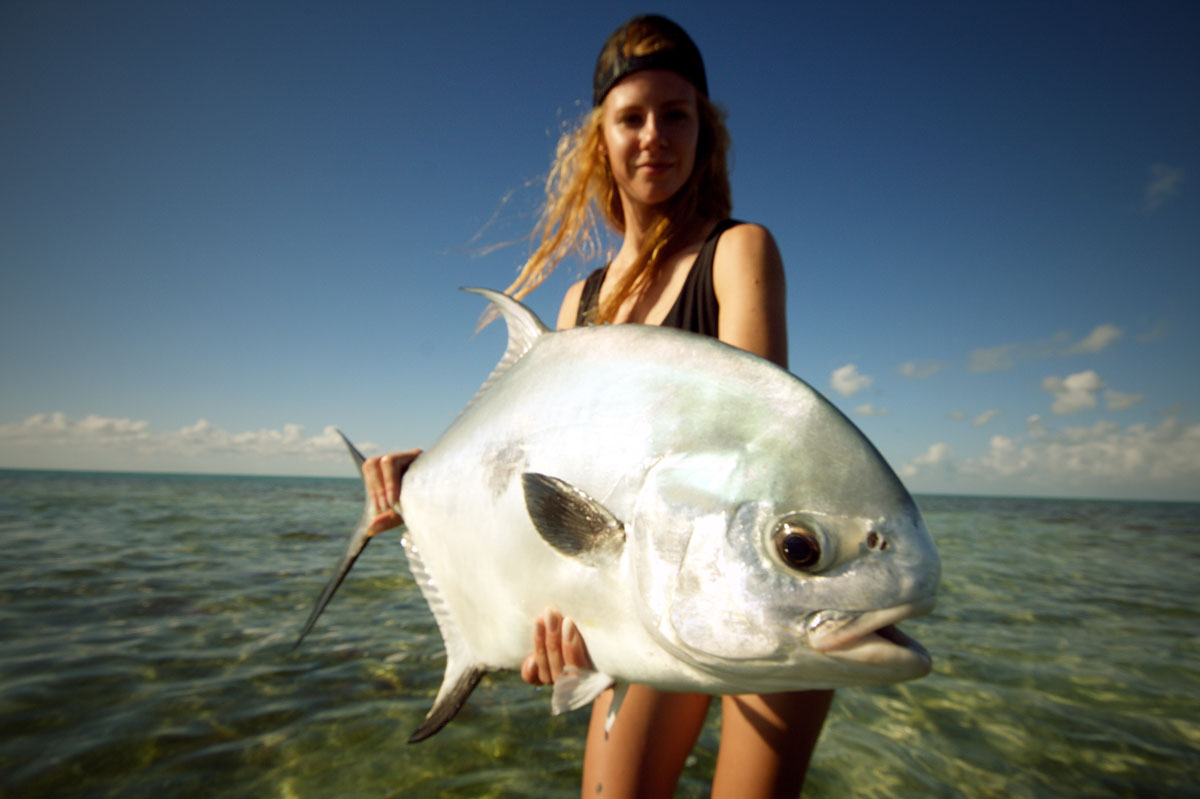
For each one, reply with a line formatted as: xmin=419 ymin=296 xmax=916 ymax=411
xmin=408 ymin=663 xmax=487 ymax=743
xmin=551 ymin=665 xmax=616 ymax=716
xmin=522 ymin=473 xmax=625 ymax=564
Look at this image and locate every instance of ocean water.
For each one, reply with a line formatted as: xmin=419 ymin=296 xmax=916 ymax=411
xmin=0 ymin=469 xmax=1197 ymax=799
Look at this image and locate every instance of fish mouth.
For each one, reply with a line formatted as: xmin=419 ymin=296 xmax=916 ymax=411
xmin=805 ymin=597 xmax=936 ymax=678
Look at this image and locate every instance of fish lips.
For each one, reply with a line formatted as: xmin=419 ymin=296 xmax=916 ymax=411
xmin=804 ymin=597 xmax=937 ymax=679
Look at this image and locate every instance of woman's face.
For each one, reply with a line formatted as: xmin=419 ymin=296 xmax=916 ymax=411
xmin=601 ymin=69 xmax=700 ymax=212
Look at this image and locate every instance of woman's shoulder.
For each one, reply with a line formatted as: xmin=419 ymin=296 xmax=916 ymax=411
xmin=708 ymin=220 xmax=788 ymax=366
xmin=717 ymin=220 xmax=777 ymax=250
xmin=712 ymin=221 xmax=785 ymax=289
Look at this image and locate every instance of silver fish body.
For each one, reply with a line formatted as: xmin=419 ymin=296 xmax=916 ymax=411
xmin=300 ymin=289 xmax=940 ymax=742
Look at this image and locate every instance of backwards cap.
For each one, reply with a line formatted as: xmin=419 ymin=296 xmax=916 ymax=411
xmin=592 ymin=14 xmax=708 ymax=107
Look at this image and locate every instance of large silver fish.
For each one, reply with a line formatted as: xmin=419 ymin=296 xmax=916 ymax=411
xmin=297 ymin=288 xmax=940 ymax=742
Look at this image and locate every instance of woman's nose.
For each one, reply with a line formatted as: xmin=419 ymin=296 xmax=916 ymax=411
xmin=640 ymin=114 xmax=666 ymax=147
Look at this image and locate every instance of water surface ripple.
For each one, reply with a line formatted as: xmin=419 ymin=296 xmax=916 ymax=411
xmin=1 ymin=471 xmax=1196 ymax=797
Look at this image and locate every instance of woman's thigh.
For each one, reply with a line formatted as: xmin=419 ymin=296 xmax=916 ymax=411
xmin=580 ymin=686 xmax=712 ymax=798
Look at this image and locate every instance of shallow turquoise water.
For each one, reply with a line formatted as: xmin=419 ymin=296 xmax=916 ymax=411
xmin=1 ymin=470 xmax=1197 ymax=797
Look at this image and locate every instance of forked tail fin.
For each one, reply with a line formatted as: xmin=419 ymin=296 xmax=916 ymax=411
xmin=292 ymin=430 xmax=377 ymax=649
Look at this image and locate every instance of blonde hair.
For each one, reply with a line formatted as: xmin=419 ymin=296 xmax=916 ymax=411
xmin=504 ymin=22 xmax=732 ymax=324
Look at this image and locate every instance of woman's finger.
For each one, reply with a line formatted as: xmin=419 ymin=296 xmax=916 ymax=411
xmin=544 ymin=609 xmax=565 ymax=680
xmin=361 ymin=456 xmax=385 ymax=513
xmin=520 ymin=652 xmax=541 ymax=684
xmin=562 ymin=617 xmax=593 ymax=671
xmin=531 ymin=616 xmax=552 ymax=684
xmin=368 ymin=508 xmax=402 ymax=536
xmin=362 ymin=450 xmax=422 ymax=535
xmin=380 ymin=454 xmax=399 ymax=506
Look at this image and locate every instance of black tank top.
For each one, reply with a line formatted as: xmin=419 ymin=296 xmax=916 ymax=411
xmin=575 ymin=219 xmax=740 ymax=337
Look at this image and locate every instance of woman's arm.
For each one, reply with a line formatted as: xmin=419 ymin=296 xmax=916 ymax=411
xmin=710 ymin=223 xmax=834 ymax=798
xmin=711 ymin=223 xmax=788 ymax=368
xmin=556 ymin=279 xmax=586 ymax=331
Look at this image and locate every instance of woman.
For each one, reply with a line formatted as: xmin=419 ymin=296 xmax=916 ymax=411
xmin=362 ymin=15 xmax=833 ymax=797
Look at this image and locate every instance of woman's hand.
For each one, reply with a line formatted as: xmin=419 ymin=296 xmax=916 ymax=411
xmin=520 ymin=608 xmax=594 ymax=684
xmin=361 ymin=450 xmax=421 ymax=535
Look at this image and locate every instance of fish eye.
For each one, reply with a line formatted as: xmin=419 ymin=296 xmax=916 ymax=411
xmin=774 ymin=521 xmax=822 ymax=572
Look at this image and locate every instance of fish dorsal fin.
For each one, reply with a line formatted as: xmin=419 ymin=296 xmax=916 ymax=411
xmin=522 ymin=473 xmax=625 ymax=565
xmin=459 ymin=287 xmax=549 ymax=414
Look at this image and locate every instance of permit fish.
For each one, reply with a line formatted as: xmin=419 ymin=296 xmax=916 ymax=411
xmin=296 ymin=288 xmax=940 ymax=742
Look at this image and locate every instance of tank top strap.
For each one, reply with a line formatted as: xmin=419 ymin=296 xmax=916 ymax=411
xmin=574 ymin=219 xmax=741 ymax=333
xmin=659 ymin=218 xmax=741 ymax=336
xmin=575 ymin=265 xmax=609 ymax=327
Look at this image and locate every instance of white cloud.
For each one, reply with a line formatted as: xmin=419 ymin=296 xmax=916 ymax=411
xmin=898 ymin=360 xmax=945 ymax=380
xmin=899 ymin=416 xmax=1200 ymax=500
xmin=949 ymin=410 xmax=966 ymax=422
xmin=854 ymin=403 xmax=889 ymax=417
xmin=1064 ymin=324 xmax=1123 ymax=355
xmin=973 ymin=409 xmax=1001 ymax=427
xmin=970 ymin=325 xmax=1130 ymax=372
xmin=963 ymin=417 xmax=1200 ymax=496
xmin=1156 ymin=402 xmax=1188 ymax=418
xmin=2 ymin=412 xmax=152 ymax=444
xmin=1026 ymin=414 xmax=1048 ymax=438
xmin=0 ymin=412 xmax=371 ymax=473
xmin=969 ymin=344 xmax=1016 ymax=373
xmin=1135 ymin=321 xmax=1168 ymax=343
xmin=1042 ymin=370 xmax=1105 ymax=414
xmin=1104 ymin=389 xmax=1144 ymax=411
xmin=1143 ymin=163 xmax=1184 ymax=213
xmin=171 ymin=419 xmax=346 ymax=458
xmin=831 ymin=364 xmax=872 ymax=397
xmin=899 ymin=443 xmax=952 ymax=478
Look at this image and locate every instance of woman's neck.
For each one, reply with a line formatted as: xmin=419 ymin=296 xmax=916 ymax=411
xmin=611 ymin=203 xmax=659 ymax=271
xmin=612 ymin=206 xmax=713 ymax=275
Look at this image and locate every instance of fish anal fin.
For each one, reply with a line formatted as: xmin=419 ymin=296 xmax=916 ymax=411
xmin=522 ymin=473 xmax=625 ymax=564
xmin=551 ymin=665 xmax=616 ymax=716
xmin=408 ymin=665 xmax=487 ymax=743
xmin=401 ymin=537 xmax=486 ymax=742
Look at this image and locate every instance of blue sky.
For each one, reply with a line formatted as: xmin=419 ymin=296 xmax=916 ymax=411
xmin=2 ymin=1 xmax=1197 ymax=501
